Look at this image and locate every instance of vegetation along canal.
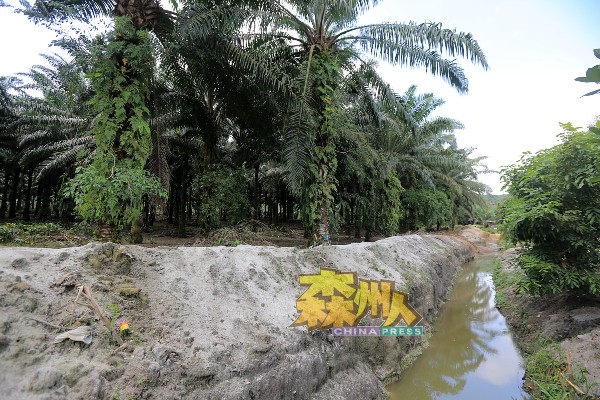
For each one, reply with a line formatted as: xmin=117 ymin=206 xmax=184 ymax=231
xmin=387 ymin=254 xmax=527 ymax=399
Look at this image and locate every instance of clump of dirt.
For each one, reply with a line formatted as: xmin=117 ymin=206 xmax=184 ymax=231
xmin=0 ymin=235 xmax=474 ymax=399
xmin=83 ymin=243 xmax=133 ymax=275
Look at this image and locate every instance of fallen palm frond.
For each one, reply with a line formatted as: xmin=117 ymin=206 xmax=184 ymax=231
xmin=73 ymin=285 xmax=123 ymax=345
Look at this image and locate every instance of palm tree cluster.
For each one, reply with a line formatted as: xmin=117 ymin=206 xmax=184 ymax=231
xmin=0 ymin=0 xmax=491 ymax=243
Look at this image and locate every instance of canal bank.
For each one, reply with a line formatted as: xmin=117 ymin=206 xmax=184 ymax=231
xmin=492 ymin=249 xmax=600 ymax=399
xmin=0 ymin=233 xmax=476 ymax=400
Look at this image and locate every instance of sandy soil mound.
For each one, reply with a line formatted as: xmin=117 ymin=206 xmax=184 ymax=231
xmin=0 ymin=235 xmax=473 ymax=400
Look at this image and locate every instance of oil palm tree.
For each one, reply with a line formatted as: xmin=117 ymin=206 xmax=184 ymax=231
xmin=0 ymin=76 xmax=25 ymax=219
xmin=19 ymin=0 xmax=175 ymax=238
xmin=375 ymin=85 xmax=467 ymax=188
xmin=235 ymin=0 xmax=489 ymax=244
xmin=21 ymin=0 xmax=172 ymax=31
xmin=10 ymin=54 xmax=95 ymax=220
xmin=351 ymin=83 xmax=487 ymax=231
xmin=14 ymin=54 xmax=94 ymax=181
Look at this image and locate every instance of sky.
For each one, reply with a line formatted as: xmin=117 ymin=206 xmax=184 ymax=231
xmin=357 ymin=0 xmax=600 ymax=193
xmin=1 ymin=0 xmax=599 ymax=193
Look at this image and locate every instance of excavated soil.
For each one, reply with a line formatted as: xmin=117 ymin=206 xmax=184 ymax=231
xmin=0 ymin=234 xmax=474 ymax=400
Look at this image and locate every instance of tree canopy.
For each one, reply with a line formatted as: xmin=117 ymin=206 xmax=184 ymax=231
xmin=499 ymin=122 xmax=600 ymax=295
xmin=0 ymin=0 xmax=492 ymax=244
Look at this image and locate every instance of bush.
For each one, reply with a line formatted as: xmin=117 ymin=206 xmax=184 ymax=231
xmin=0 ymin=224 xmax=18 ymax=243
xmin=194 ymin=166 xmax=251 ymax=231
xmin=499 ymin=122 xmax=600 ymax=295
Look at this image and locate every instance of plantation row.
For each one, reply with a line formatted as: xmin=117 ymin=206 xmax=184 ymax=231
xmin=0 ymin=0 xmax=492 ymax=244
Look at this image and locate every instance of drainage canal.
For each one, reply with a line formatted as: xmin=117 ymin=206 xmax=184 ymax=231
xmin=387 ymin=254 xmax=527 ymax=399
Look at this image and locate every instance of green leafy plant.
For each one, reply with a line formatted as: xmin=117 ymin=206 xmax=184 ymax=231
xmin=575 ymin=49 xmax=600 ymax=97
xmin=0 ymin=224 xmax=18 ymax=243
xmin=0 ymin=223 xmax=64 ymax=244
xmin=106 ymin=303 xmax=119 ymax=332
xmin=499 ymin=122 xmax=600 ymax=295
xmin=193 ymin=165 xmax=251 ymax=232
xmin=64 ymin=17 xmax=166 ymax=233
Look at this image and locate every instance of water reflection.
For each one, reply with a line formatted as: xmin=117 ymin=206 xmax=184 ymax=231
xmin=387 ymin=256 xmax=526 ymax=400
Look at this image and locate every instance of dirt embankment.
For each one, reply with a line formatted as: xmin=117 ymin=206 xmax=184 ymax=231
xmin=0 ymin=234 xmax=474 ymax=400
xmin=496 ymin=249 xmax=600 ymax=397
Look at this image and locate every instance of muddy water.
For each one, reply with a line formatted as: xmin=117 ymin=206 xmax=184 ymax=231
xmin=387 ymin=255 xmax=527 ymax=400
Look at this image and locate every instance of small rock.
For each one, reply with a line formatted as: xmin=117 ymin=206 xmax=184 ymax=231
xmin=55 ymin=252 xmax=70 ymax=263
xmin=80 ymin=374 xmax=106 ymax=399
xmin=22 ymin=298 xmax=38 ymax=312
xmin=28 ymin=367 xmax=63 ymax=392
xmin=148 ymin=361 xmax=161 ymax=375
xmin=86 ymin=254 xmax=103 ymax=269
xmin=14 ymin=282 xmax=30 ymax=291
xmin=10 ymin=258 xmax=29 ymax=270
xmin=252 ymin=344 xmax=271 ymax=354
xmin=153 ymin=344 xmax=176 ymax=367
xmin=116 ymin=283 xmax=141 ymax=297
xmin=85 ymin=244 xmax=132 ymax=275
xmin=111 ymin=247 xmax=132 ymax=274
xmin=101 ymin=367 xmax=124 ymax=382
xmin=132 ymin=346 xmax=146 ymax=359
xmin=53 ymin=272 xmax=81 ymax=292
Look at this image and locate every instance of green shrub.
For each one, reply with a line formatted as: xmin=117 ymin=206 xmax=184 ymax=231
xmin=0 ymin=222 xmax=64 ymax=244
xmin=194 ymin=166 xmax=251 ymax=231
xmin=0 ymin=224 xmax=18 ymax=243
xmin=499 ymin=122 xmax=600 ymax=295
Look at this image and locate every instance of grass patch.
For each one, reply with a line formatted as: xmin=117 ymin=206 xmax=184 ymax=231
xmin=492 ymin=259 xmax=521 ymax=312
xmin=0 ymin=222 xmax=61 ymax=243
xmin=0 ymin=222 xmax=94 ymax=247
xmin=479 ymin=225 xmax=497 ymax=234
xmin=525 ymin=339 xmax=593 ymax=399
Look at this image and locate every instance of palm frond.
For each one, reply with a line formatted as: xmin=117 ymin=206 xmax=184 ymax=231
xmin=353 ymin=21 xmax=488 ymax=67
xmin=21 ymin=0 xmax=114 ymax=24
xmin=282 ymin=94 xmax=316 ymax=195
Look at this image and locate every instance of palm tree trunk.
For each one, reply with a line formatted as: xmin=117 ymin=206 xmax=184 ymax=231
xmin=173 ymin=177 xmax=180 ymax=227
xmin=354 ymin=206 xmax=361 ymax=239
xmin=253 ymin=162 xmax=260 ymax=221
xmin=34 ymin=184 xmax=42 ymax=216
xmin=178 ymin=160 xmax=188 ymax=237
xmin=23 ymin=168 xmax=33 ymax=221
xmin=131 ymin=217 xmax=143 ymax=243
xmin=168 ymin=178 xmax=175 ymax=224
xmin=316 ymin=161 xmax=330 ymax=243
xmin=307 ymin=52 xmax=340 ymax=246
xmin=203 ymin=130 xmax=218 ymax=171
xmin=286 ymin=193 xmax=293 ymax=221
xmin=39 ymin=185 xmax=50 ymax=221
xmin=8 ymin=165 xmax=21 ymax=219
xmin=187 ymin=185 xmax=192 ymax=220
xmin=0 ymin=167 xmax=10 ymax=218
